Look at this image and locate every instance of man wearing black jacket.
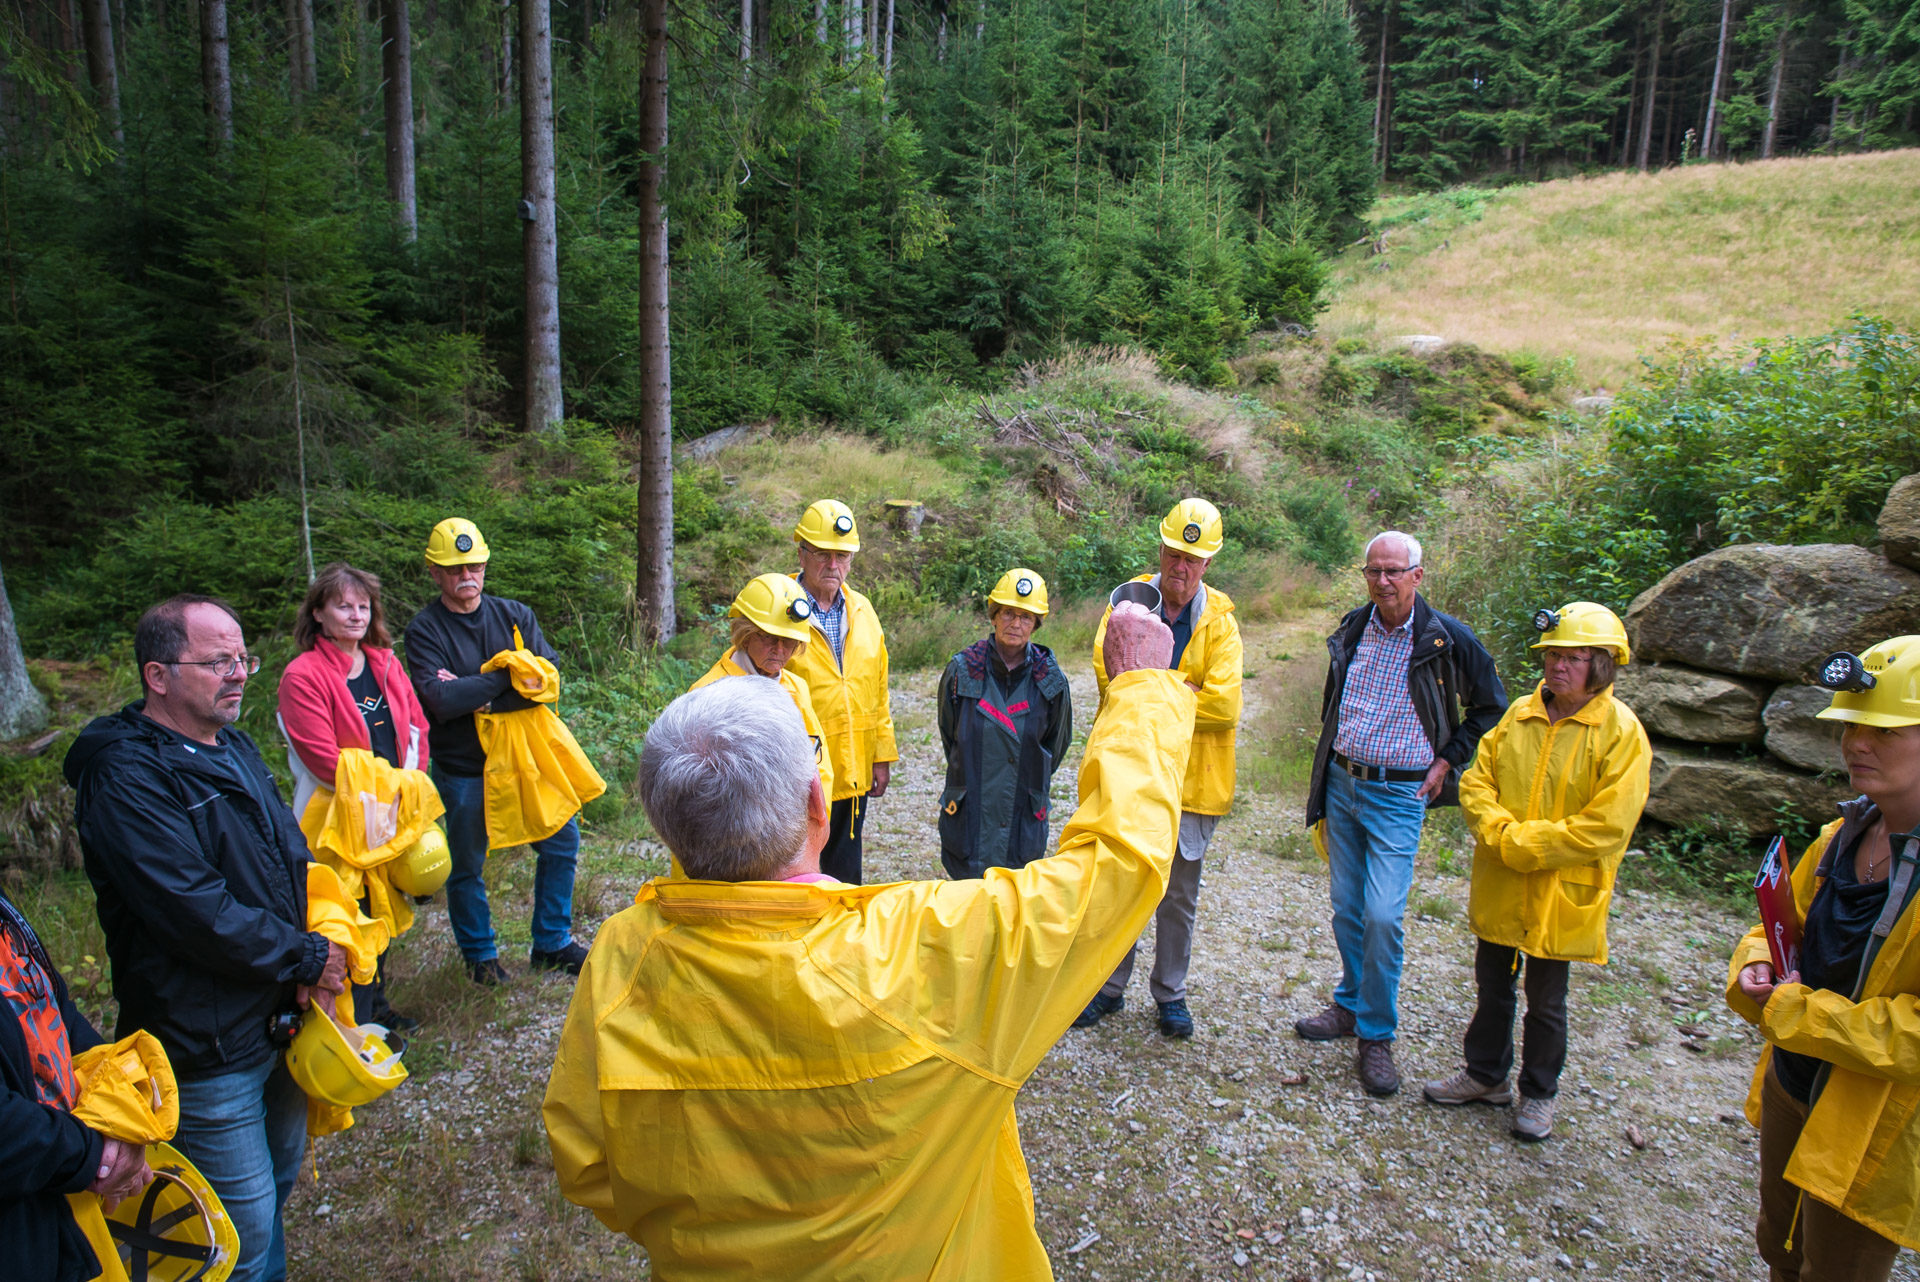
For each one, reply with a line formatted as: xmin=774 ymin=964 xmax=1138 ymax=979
xmin=65 ymin=595 xmax=345 ymax=1282
xmin=1293 ymin=532 xmax=1507 ymax=1097
xmin=403 ymin=519 xmax=587 ymax=986
xmin=2 ymin=891 xmax=152 ymax=1282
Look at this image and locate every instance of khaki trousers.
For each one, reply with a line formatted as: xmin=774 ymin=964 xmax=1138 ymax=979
xmin=1756 ymin=1063 xmax=1902 ymax=1282
xmin=1099 ymin=812 xmax=1216 ymax=1004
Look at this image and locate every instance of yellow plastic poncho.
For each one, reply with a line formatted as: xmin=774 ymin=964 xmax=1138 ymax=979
xmin=691 ymin=653 xmax=835 ymax=800
xmin=473 ymin=629 xmax=606 ymax=849
xmin=1726 ymin=814 xmax=1920 ymax=1250
xmin=782 ymin=582 xmax=898 ymax=802
xmin=66 ymin=1033 xmax=178 ymax=1282
xmin=1093 ymin=578 xmax=1243 ymax=815
xmin=302 ymin=862 xmax=391 ymax=1137
xmin=1459 ymin=681 xmax=1651 ymax=963
xmin=542 ymin=670 xmax=1196 ymax=1281
xmin=299 ymin=748 xmax=444 ymax=940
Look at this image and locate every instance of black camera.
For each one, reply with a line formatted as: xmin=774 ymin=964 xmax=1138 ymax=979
xmin=265 ymin=1010 xmax=303 ymax=1049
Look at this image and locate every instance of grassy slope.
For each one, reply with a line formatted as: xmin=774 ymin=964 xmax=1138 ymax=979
xmin=1326 ymin=149 xmax=1920 ymax=387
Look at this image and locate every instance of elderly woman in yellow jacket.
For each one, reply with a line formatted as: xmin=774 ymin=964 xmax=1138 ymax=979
xmin=692 ymin=573 xmax=834 ymax=800
xmin=1422 ymin=603 xmax=1650 ymax=1142
xmin=1729 ymin=636 xmax=1920 ymax=1282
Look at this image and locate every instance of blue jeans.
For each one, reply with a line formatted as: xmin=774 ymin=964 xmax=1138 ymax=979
xmin=1325 ymin=768 xmax=1427 ymax=1042
xmin=172 ymin=1057 xmax=306 ymax=1282
xmin=435 ymin=768 xmax=580 ymax=960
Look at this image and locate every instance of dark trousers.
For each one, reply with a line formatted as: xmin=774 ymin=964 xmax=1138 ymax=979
xmin=1464 ymin=938 xmax=1570 ymax=1100
xmin=1757 ymin=1063 xmax=1901 ymax=1282
xmin=821 ymin=794 xmax=869 ymax=885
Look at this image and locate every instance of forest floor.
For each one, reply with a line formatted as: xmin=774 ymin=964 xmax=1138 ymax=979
xmin=268 ymin=607 xmax=1917 ymax=1280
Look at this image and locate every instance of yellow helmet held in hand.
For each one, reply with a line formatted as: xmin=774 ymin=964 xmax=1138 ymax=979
xmin=424 ymin=517 xmax=491 ymax=567
xmin=1529 ymin=602 xmax=1631 ymax=665
xmin=286 ymin=1008 xmax=409 ymax=1109
xmin=104 ymin=1142 xmax=240 ymax=1282
xmin=1160 ymin=498 xmax=1224 ymax=558
xmin=794 ymin=499 xmax=861 ymax=552
xmin=388 ymin=825 xmax=451 ymax=897
xmin=728 ymin=573 xmax=817 ymax=645
xmin=987 ymin=568 xmax=1050 ymax=618
xmin=1816 ymin=636 xmax=1920 ymax=728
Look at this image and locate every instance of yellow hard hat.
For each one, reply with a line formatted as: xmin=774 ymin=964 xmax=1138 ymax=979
xmin=388 ymin=825 xmax=451 ymax=898
xmin=987 ymin=568 xmax=1050 ymax=617
xmin=424 ymin=517 xmax=490 ymax=567
xmin=1160 ymin=498 xmax=1224 ymax=558
xmin=793 ymin=499 xmax=861 ymax=552
xmin=1529 ymin=602 xmax=1631 ymax=665
xmin=1816 ymin=636 xmax=1920 ymax=728
xmin=728 ymin=573 xmax=817 ymax=645
xmin=286 ymin=1008 xmax=409 ymax=1108
xmin=105 ymin=1142 xmax=239 ymax=1282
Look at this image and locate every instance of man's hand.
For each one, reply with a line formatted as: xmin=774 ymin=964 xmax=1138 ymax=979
xmin=436 ymin=668 xmax=457 ymax=682
xmin=297 ymin=940 xmax=348 ymax=1010
xmin=1105 ymin=602 xmax=1175 ymax=677
xmin=1738 ymin=961 xmax=1796 ymax=1007
xmin=869 ymin=760 xmax=892 ymax=798
xmin=1415 ymin=759 xmax=1451 ymax=801
xmin=90 ymin=1137 xmax=153 ymax=1211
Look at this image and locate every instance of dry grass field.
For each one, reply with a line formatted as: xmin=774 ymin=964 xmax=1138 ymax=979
xmin=1326 ymin=149 xmax=1920 ymax=387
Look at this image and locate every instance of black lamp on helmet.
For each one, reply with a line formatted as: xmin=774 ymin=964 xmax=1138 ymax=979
xmin=1817 ymin=651 xmax=1877 ymax=693
xmin=1532 ymin=608 xmax=1560 ymax=634
xmin=788 ymin=598 xmax=812 ymax=622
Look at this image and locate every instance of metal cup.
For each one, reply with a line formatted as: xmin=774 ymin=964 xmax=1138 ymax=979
xmin=1109 ymin=580 xmax=1162 ymax=614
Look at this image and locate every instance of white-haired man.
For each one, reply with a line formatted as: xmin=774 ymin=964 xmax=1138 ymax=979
xmin=543 ymin=605 xmax=1193 ymax=1280
xmin=1294 ymin=531 xmax=1507 ymax=1097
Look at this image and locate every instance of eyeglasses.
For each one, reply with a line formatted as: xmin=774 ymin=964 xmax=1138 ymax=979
xmin=1360 ymin=565 xmax=1417 ymax=581
xmin=169 ymin=654 xmax=261 ymax=678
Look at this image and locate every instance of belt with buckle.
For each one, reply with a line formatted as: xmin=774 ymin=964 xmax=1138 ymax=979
xmin=1333 ymin=751 xmax=1431 ymax=783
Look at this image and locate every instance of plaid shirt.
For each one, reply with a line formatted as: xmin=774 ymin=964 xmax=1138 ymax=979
xmin=1333 ymin=608 xmax=1434 ymax=770
xmin=805 ymin=583 xmax=847 ymax=669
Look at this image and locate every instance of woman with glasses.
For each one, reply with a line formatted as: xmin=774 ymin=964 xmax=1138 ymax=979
xmin=278 ymin=562 xmax=434 ymax=1030
xmin=692 ymin=573 xmax=835 ymax=803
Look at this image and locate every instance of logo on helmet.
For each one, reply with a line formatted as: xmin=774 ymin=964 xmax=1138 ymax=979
xmin=834 ymin=514 xmax=853 ymax=534
xmin=1016 ymin=577 xmax=1034 ymax=596
xmin=1182 ymin=522 xmax=1202 ymax=544
xmin=454 ymin=533 xmax=473 ymax=553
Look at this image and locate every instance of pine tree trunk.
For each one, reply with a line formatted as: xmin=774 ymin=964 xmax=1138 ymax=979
xmin=740 ymin=0 xmax=752 ymax=65
xmin=200 ymin=0 xmax=232 ymax=145
xmin=499 ymin=0 xmax=515 ymax=110
xmin=0 ymin=555 xmax=50 ymax=741
xmin=383 ymin=0 xmax=418 ymax=240
xmin=1637 ymin=0 xmax=1662 ymax=170
xmin=522 ymin=0 xmax=563 ymax=432
xmin=883 ymin=0 xmax=895 ymax=78
xmin=635 ymin=0 xmax=675 ymax=647
xmin=816 ymin=0 xmax=828 ymax=45
xmin=937 ymin=7 xmax=947 ymax=62
xmin=55 ymin=0 xmax=85 ymax=94
xmin=846 ymin=0 xmax=864 ymax=58
xmin=1761 ymin=11 xmax=1789 ymax=158
xmin=79 ymin=0 xmax=121 ymax=142
xmin=294 ymin=0 xmax=318 ymax=99
xmin=1702 ymin=0 xmax=1734 ymax=157
xmin=1372 ymin=0 xmax=1390 ymax=169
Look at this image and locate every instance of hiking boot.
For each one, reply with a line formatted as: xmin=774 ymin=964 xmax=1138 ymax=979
xmin=1157 ymin=999 xmax=1194 ymax=1039
xmin=1072 ymin=992 xmax=1124 ymax=1029
xmin=1357 ymin=1038 xmax=1401 ymax=1097
xmin=1513 ymin=1095 xmax=1556 ymax=1142
xmin=1422 ymin=1069 xmax=1513 ymax=1107
xmin=466 ymin=957 xmax=510 ymax=987
xmin=1294 ymin=1002 xmax=1357 ymax=1042
xmin=369 ymin=1007 xmax=421 ymax=1035
xmin=530 ymin=940 xmax=590 ymax=976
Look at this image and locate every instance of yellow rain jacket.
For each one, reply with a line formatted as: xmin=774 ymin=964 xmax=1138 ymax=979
xmin=692 ymin=652 xmax=835 ymax=800
xmin=1092 ymin=578 xmax=1242 ymax=815
xmin=542 ymin=670 xmax=1196 ymax=1281
xmin=783 ymin=581 xmax=897 ymax=801
xmin=473 ymin=630 xmax=606 ymax=849
xmin=66 ymin=1033 xmax=178 ymax=1282
xmin=299 ymin=747 xmax=444 ymax=940
xmin=1726 ymin=806 xmax=1920 ymax=1250
xmin=1460 ymin=682 xmax=1651 ymax=964
xmin=302 ymin=862 xmax=391 ymax=1137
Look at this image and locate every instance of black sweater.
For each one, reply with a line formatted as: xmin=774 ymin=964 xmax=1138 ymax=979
xmin=401 ymin=595 xmax=557 ymax=777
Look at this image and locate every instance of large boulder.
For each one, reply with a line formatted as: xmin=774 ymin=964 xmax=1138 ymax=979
xmin=1882 ymin=473 xmax=1920 ymax=572
xmin=1644 ymin=742 xmax=1851 ymax=835
xmin=1613 ymin=663 xmax=1770 ymax=743
xmin=1763 ymin=684 xmax=1847 ymax=775
xmin=1626 ymin=544 xmax=1920 ymax=681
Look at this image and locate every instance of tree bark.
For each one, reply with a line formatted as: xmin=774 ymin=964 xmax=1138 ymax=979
xmin=200 ymin=0 xmax=232 ymax=145
xmin=1761 ymin=9 xmax=1790 ymax=159
xmin=1702 ymin=0 xmax=1734 ymax=157
xmin=636 ymin=0 xmax=675 ymax=646
xmin=1372 ymin=0 xmax=1390 ymax=169
xmin=740 ymin=0 xmax=752 ymax=65
xmin=1637 ymin=0 xmax=1663 ymax=170
xmin=78 ymin=0 xmax=121 ymax=142
xmin=522 ymin=0 xmax=563 ymax=432
xmin=816 ymin=0 xmax=828 ymax=45
xmin=287 ymin=0 xmax=318 ymax=100
xmin=499 ymin=0 xmax=515 ymax=111
xmin=883 ymin=0 xmax=895 ymax=78
xmin=845 ymin=0 xmax=864 ymax=58
xmin=383 ymin=0 xmax=418 ymax=240
xmin=0 ymin=554 xmax=50 ymax=741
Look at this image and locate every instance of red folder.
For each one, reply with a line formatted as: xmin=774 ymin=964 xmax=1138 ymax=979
xmin=1754 ymin=835 xmax=1801 ymax=977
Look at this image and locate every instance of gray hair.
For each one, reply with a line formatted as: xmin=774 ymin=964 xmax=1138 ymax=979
xmin=1364 ymin=530 xmax=1423 ymax=568
xmin=637 ymin=677 xmax=815 ymax=881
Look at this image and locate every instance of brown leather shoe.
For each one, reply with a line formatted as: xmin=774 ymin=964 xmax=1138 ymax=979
xmin=1357 ymin=1038 xmax=1400 ymax=1096
xmin=1293 ymin=1002 xmax=1357 ymax=1042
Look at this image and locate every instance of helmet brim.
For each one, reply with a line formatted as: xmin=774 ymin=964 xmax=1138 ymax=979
xmin=1816 ymin=704 xmax=1920 ymax=728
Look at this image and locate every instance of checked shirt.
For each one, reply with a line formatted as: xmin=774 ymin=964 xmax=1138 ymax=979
xmin=1333 ymin=607 xmax=1434 ymax=770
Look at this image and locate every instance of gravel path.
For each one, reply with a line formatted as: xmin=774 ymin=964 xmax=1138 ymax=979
xmin=283 ymin=613 xmax=1920 ymax=1280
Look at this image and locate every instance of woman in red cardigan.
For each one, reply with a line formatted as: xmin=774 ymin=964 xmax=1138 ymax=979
xmin=278 ymin=562 xmax=433 ymax=1030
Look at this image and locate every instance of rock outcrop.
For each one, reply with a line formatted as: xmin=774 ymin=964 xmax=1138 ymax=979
xmin=1626 ymin=543 xmax=1920 ymax=681
xmin=1643 ymin=743 xmax=1851 ymax=835
xmin=1881 ymin=473 xmax=1920 ymax=572
xmin=1762 ymin=684 xmax=1847 ymax=775
xmin=1612 ymin=663 xmax=1769 ymax=743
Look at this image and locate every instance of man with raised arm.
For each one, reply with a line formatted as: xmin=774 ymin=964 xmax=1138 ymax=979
xmin=543 ymin=604 xmax=1192 ymax=1280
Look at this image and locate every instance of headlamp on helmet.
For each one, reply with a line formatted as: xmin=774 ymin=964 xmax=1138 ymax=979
xmin=1532 ymin=608 xmax=1560 ymax=634
xmin=1818 ymin=652 xmax=1877 ymax=694
xmin=789 ymin=598 xmax=812 ymax=622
